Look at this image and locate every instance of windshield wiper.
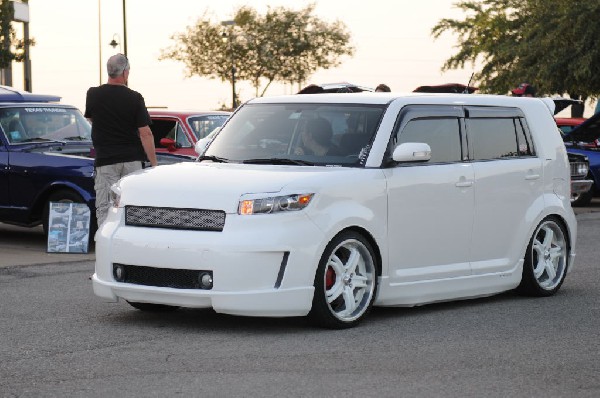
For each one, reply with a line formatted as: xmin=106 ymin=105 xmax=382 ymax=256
xmin=197 ymin=155 xmax=230 ymax=163
xmin=243 ymin=158 xmax=315 ymax=166
xmin=63 ymin=136 xmax=91 ymax=141
xmin=18 ymin=138 xmax=66 ymax=144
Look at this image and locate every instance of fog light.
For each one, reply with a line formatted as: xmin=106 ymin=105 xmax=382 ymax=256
xmin=198 ymin=272 xmax=213 ymax=289
xmin=113 ymin=264 xmax=126 ymax=282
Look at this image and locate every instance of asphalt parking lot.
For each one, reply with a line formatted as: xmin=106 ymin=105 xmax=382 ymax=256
xmin=0 ymin=224 xmax=94 ymax=267
xmin=1 ymin=198 xmax=599 ymax=268
xmin=1 ymin=199 xmax=600 ymax=397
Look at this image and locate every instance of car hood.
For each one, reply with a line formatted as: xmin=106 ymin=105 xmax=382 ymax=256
xmin=552 ymin=97 xmax=582 ymax=115
xmin=565 ymin=111 xmax=600 ymax=142
xmin=12 ymin=141 xmax=94 ymax=158
xmin=117 ymin=161 xmax=355 ymax=213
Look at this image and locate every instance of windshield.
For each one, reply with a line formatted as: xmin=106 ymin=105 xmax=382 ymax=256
xmin=188 ymin=114 xmax=230 ymax=140
xmin=204 ymin=103 xmax=385 ymax=166
xmin=0 ymin=106 xmax=91 ymax=144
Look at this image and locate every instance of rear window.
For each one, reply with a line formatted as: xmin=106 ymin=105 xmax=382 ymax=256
xmin=467 ymin=117 xmax=535 ymax=160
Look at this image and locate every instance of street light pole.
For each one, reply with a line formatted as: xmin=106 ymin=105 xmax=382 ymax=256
xmin=23 ymin=19 xmax=31 ymax=92
xmin=122 ymin=0 xmax=128 ymax=57
xmin=221 ymin=20 xmax=236 ymax=109
xmin=229 ymin=38 xmax=236 ymax=109
xmin=98 ymin=0 xmax=102 ymax=84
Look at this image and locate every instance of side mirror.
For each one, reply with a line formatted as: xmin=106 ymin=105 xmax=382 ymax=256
xmin=392 ymin=142 xmax=431 ymax=162
xmin=194 ymin=138 xmax=210 ymax=156
xmin=159 ymin=137 xmax=178 ymax=152
xmin=194 ymin=127 xmax=221 ymax=156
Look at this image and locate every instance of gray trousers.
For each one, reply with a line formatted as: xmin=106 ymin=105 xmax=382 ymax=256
xmin=94 ymin=161 xmax=142 ymax=226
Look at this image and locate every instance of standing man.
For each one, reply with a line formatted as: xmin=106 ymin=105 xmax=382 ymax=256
xmin=85 ymin=53 xmax=157 ymax=226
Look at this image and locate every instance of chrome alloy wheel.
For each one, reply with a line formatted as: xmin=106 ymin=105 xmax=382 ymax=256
xmin=530 ymin=219 xmax=568 ymax=291
xmin=323 ymin=238 xmax=376 ymax=323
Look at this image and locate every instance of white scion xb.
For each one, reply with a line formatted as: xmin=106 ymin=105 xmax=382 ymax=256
xmin=93 ymin=93 xmax=577 ymax=329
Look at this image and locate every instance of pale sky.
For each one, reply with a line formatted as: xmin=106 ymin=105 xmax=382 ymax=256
xmin=8 ymin=0 xmax=499 ymax=112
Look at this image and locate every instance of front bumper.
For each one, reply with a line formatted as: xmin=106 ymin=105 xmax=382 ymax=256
xmin=92 ymin=275 xmax=313 ymax=316
xmin=571 ymin=179 xmax=593 ymax=200
xmin=93 ymin=207 xmax=324 ymax=317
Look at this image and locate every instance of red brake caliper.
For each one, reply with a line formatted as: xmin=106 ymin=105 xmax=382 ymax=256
xmin=325 ymin=266 xmax=335 ymax=290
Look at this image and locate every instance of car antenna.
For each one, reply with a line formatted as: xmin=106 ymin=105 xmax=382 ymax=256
xmin=463 ymin=72 xmax=474 ymax=94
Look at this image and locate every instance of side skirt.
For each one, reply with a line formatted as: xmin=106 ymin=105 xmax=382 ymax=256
xmin=374 ymin=260 xmax=523 ymax=307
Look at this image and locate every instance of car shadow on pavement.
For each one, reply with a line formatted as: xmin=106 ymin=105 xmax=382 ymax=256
xmin=573 ymin=196 xmax=600 ymax=214
xmin=0 ymin=223 xmax=95 ymax=267
xmin=100 ymin=305 xmax=313 ymax=332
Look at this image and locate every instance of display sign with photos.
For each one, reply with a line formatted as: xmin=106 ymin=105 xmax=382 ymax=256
xmin=47 ymin=202 xmax=91 ymax=253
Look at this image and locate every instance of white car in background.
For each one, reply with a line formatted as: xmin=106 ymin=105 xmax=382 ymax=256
xmin=93 ymin=93 xmax=577 ymax=329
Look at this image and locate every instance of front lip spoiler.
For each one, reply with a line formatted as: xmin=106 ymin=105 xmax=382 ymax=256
xmin=92 ymin=274 xmax=314 ymax=317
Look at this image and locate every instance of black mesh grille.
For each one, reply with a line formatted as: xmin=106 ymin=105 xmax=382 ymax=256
xmin=125 ymin=206 xmax=225 ymax=231
xmin=113 ymin=263 xmax=212 ymax=289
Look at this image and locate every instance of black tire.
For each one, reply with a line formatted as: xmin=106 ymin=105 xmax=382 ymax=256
xmin=517 ymin=216 xmax=569 ymax=297
xmin=127 ymin=301 xmax=179 ymax=312
xmin=308 ymin=231 xmax=378 ymax=329
xmin=43 ymin=189 xmax=97 ymax=241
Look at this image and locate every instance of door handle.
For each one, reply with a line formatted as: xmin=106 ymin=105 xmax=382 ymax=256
xmin=455 ymin=180 xmax=473 ymax=188
xmin=525 ymin=174 xmax=540 ymax=180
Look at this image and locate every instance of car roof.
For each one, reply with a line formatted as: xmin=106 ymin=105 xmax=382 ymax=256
xmin=551 ymin=97 xmax=582 ymax=115
xmin=317 ymin=83 xmax=373 ymax=93
xmin=555 ymin=117 xmax=586 ymax=127
xmin=248 ymin=92 xmax=556 ymax=110
xmin=0 ymin=102 xmax=76 ymax=109
xmin=565 ymin=111 xmax=600 ymax=142
xmin=297 ymin=82 xmax=374 ymax=94
xmin=0 ymin=85 xmax=61 ymax=103
xmin=413 ymin=83 xmax=478 ymax=94
xmin=147 ymin=109 xmax=231 ymax=118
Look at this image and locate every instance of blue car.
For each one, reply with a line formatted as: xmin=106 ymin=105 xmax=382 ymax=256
xmin=0 ymin=86 xmax=97 ymax=234
xmin=560 ymin=110 xmax=600 ymax=206
xmin=0 ymin=87 xmax=195 ymax=237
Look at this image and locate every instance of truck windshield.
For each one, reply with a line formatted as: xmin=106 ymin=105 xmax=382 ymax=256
xmin=0 ymin=106 xmax=92 ymax=144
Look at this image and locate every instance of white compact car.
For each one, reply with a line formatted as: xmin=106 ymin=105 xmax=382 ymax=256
xmin=93 ymin=93 xmax=577 ymax=329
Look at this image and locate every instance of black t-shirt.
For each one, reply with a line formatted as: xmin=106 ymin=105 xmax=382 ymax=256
xmin=84 ymin=84 xmax=152 ymax=167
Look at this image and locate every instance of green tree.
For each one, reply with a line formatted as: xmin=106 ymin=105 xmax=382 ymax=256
xmin=432 ymin=0 xmax=600 ymax=103
xmin=0 ymin=0 xmax=16 ymax=68
xmin=160 ymin=4 xmax=354 ymax=100
xmin=0 ymin=0 xmax=32 ymax=69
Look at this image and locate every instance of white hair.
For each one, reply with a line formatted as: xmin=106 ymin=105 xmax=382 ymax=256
xmin=107 ymin=54 xmax=129 ymax=78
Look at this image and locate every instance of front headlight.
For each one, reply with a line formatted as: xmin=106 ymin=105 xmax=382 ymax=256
xmin=571 ymin=161 xmax=589 ymax=178
xmin=109 ymin=185 xmax=122 ymax=208
xmin=239 ymin=193 xmax=314 ymax=215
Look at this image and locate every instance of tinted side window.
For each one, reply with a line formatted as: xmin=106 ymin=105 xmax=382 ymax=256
xmin=396 ymin=118 xmax=462 ymax=163
xmin=515 ymin=118 xmax=535 ymax=156
xmin=468 ymin=118 xmax=520 ymax=160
